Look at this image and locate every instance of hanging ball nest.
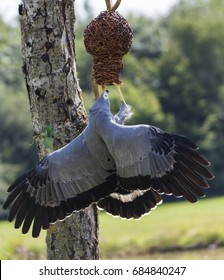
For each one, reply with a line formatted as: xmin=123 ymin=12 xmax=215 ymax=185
xmin=84 ymin=11 xmax=133 ymax=86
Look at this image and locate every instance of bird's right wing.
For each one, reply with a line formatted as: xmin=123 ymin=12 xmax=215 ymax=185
xmin=3 ymin=132 xmax=118 ymax=237
xmin=102 ymin=121 xmax=214 ymax=204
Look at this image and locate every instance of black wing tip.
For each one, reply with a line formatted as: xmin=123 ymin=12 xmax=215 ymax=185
xmin=2 ymin=203 xmax=8 ymax=210
xmin=208 ymin=172 xmax=215 ymax=180
xmin=5 ymin=174 xmax=118 ymax=238
xmin=173 ymin=134 xmax=199 ymax=150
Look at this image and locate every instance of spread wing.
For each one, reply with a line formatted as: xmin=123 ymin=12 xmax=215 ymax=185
xmin=102 ymin=122 xmax=214 ymax=204
xmin=3 ymin=132 xmax=118 ymax=237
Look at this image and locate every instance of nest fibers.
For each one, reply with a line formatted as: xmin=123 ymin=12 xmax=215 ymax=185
xmin=84 ymin=11 xmax=133 ymax=86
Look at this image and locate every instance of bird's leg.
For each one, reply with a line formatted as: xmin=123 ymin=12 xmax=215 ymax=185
xmin=105 ymin=0 xmax=122 ymax=12
xmin=111 ymin=0 xmax=122 ymax=12
xmin=113 ymin=82 xmax=127 ymax=105
xmin=105 ymin=0 xmax=112 ymax=11
xmin=91 ymin=65 xmax=102 ymax=100
xmin=92 ymin=67 xmax=99 ymax=100
xmin=102 ymin=84 xmax=106 ymax=92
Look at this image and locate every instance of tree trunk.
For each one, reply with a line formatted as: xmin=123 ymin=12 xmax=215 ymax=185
xmin=19 ymin=0 xmax=99 ymax=260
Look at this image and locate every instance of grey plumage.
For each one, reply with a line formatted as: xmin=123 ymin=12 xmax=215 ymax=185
xmin=3 ymin=90 xmax=214 ymax=237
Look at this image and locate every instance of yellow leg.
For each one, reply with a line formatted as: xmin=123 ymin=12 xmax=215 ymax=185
xmin=105 ymin=0 xmax=112 ymax=11
xmin=92 ymin=68 xmax=99 ymax=100
xmin=111 ymin=0 xmax=122 ymax=12
xmin=102 ymin=84 xmax=106 ymax=92
xmin=113 ymin=83 xmax=126 ymax=104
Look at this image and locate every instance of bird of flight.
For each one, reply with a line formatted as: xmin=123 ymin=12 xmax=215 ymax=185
xmin=3 ymin=90 xmax=214 ymax=237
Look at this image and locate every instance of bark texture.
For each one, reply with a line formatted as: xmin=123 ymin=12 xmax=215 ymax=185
xmin=19 ymin=0 xmax=99 ymax=259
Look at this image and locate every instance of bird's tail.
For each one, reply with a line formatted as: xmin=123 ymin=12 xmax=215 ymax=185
xmin=97 ymin=188 xmax=162 ymax=219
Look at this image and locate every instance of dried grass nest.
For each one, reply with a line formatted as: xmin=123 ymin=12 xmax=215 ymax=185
xmin=84 ymin=10 xmax=133 ymax=86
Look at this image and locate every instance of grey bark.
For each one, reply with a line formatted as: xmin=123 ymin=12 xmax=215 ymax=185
xmin=19 ymin=0 xmax=99 ymax=259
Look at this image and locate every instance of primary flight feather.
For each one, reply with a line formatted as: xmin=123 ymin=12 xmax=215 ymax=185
xmin=2 ymin=90 xmax=214 ymax=237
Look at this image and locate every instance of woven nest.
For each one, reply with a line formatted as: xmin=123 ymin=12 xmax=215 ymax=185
xmin=84 ymin=11 xmax=133 ymax=85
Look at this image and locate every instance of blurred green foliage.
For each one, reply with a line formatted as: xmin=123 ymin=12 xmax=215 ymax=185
xmin=0 ymin=0 xmax=223 ymax=219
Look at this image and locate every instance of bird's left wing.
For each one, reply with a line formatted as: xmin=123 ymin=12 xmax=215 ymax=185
xmin=102 ymin=122 xmax=214 ymax=203
xmin=2 ymin=132 xmax=118 ymax=237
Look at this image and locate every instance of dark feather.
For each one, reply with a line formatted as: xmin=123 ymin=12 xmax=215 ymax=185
xmin=181 ymin=154 xmax=213 ymax=179
xmin=175 ymin=145 xmax=210 ymax=167
xmin=8 ymin=189 xmax=27 ymax=222
xmin=172 ymin=176 xmax=198 ymax=203
xmin=177 ymin=160 xmax=212 ymax=188
xmin=56 ymin=206 xmax=66 ymax=221
xmin=175 ymin=168 xmax=205 ymax=198
xmin=32 ymin=207 xmax=43 ymax=238
xmin=98 ymin=189 xmax=162 ymax=219
xmin=22 ymin=198 xmax=37 ymax=234
xmin=7 ymin=171 xmax=30 ymax=192
xmin=3 ymin=181 xmax=26 ymax=210
xmin=48 ymin=207 xmax=57 ymax=224
xmin=15 ymin=195 xmax=31 ymax=228
xmin=160 ymin=174 xmax=183 ymax=197
xmin=174 ymin=134 xmax=198 ymax=150
xmin=42 ymin=207 xmax=50 ymax=230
